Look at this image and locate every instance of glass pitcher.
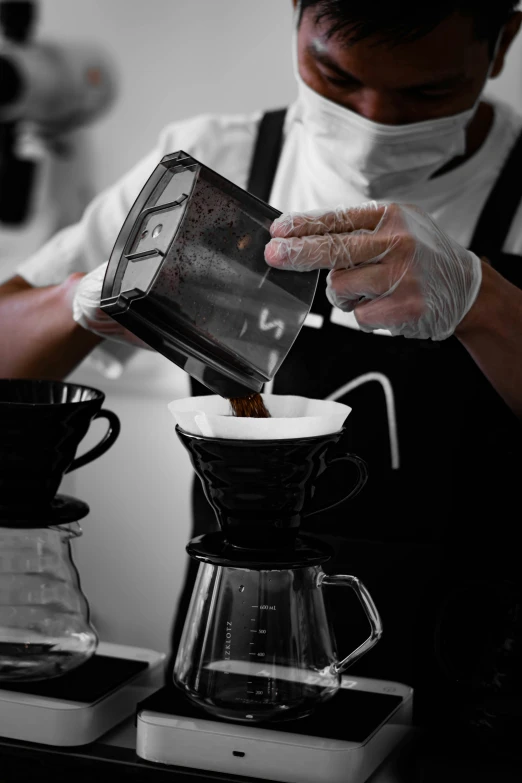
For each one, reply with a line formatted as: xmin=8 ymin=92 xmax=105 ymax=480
xmin=0 ymin=510 xmax=98 ymax=682
xmin=173 ymin=538 xmax=382 ymax=723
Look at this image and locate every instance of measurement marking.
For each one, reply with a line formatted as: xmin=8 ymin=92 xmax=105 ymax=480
xmin=252 ymin=605 xmax=258 ymax=608
xmin=250 ymin=630 xmax=257 ymax=633
xmin=250 ymin=642 xmax=255 ymax=645
xmin=250 ymin=619 xmax=256 ymax=622
xmin=249 ymin=653 xmax=256 ymax=656
xmin=247 ymin=691 xmax=255 ymax=694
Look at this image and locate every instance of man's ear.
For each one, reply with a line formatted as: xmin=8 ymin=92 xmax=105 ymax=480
xmin=490 ymin=11 xmax=522 ymax=79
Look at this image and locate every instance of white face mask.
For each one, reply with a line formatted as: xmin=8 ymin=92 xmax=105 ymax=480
xmin=294 ymin=8 xmax=500 ymax=199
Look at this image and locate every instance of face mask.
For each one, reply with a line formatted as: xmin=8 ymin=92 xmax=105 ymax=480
xmin=294 ymin=6 xmax=501 ymax=199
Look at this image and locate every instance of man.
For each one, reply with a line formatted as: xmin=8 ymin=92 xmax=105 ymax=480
xmin=1 ymin=1 xmax=522 ymax=743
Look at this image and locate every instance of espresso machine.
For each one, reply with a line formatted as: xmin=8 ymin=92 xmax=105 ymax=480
xmin=0 ymin=379 xmax=164 ymax=746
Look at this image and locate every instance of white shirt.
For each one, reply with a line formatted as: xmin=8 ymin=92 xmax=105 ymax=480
xmin=17 ymin=96 xmax=522 ymax=290
xmin=15 ymin=96 xmax=522 ymax=378
xmin=16 ymin=112 xmax=262 ymax=286
xmin=271 ymin=96 xmax=522 ymax=251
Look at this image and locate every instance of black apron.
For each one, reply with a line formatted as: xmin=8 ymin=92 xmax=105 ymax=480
xmin=170 ymin=110 xmax=522 ymax=744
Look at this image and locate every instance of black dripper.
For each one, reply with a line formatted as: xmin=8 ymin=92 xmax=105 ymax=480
xmin=0 ymin=379 xmax=120 ymax=507
xmin=186 ymin=531 xmax=333 ymax=568
xmin=0 ymin=494 xmax=89 ymax=529
xmin=175 ymin=425 xmax=366 ymax=567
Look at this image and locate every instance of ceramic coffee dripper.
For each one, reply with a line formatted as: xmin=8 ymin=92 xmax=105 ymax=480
xmin=0 ymin=379 xmax=120 ymax=509
xmin=0 ymin=380 xmax=120 ymax=681
xmin=172 ymin=396 xmax=367 ymax=550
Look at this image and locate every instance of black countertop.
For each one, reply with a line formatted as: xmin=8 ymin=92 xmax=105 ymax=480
xmin=2 ymin=718 xmax=522 ymax=783
xmin=0 ymin=720 xmax=263 ymax=783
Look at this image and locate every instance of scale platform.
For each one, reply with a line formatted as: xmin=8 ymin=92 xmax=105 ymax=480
xmin=137 ymin=676 xmax=413 ymax=783
xmin=0 ymin=641 xmax=165 ymax=746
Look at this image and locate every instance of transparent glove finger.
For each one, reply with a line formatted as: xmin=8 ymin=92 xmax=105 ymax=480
xmin=102 ymin=329 xmax=152 ymax=350
xmin=265 ymin=232 xmax=396 ymax=271
xmin=353 ymin=286 xmax=427 ymax=338
xmin=326 ymin=264 xmax=398 ymax=310
xmin=80 ymin=312 xmax=152 ymax=349
xmin=270 ymin=202 xmax=386 ymax=238
xmin=80 ymin=313 xmax=128 ymax=334
xmin=71 ymin=261 xmax=148 ymax=347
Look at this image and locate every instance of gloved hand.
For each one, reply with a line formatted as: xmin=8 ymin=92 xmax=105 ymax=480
xmin=264 ymin=202 xmax=483 ymax=340
xmin=71 ymin=261 xmax=150 ymax=348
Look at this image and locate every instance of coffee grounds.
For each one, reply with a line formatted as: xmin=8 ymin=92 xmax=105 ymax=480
xmin=229 ymin=393 xmax=271 ymax=418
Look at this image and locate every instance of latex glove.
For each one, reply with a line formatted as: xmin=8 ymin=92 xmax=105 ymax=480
xmin=264 ymin=202 xmax=482 ymax=340
xmin=71 ymin=261 xmax=150 ymax=348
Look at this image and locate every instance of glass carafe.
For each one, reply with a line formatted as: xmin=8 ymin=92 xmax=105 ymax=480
xmin=0 ymin=509 xmax=98 ymax=682
xmin=173 ymin=538 xmax=382 ymax=723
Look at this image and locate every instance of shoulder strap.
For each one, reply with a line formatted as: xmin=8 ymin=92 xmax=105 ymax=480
xmin=189 ymin=108 xmax=287 ymax=399
xmin=469 ymin=130 xmax=522 ymax=258
xmin=247 ymin=109 xmax=287 ymax=201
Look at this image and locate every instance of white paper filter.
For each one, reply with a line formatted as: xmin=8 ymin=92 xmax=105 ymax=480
xmin=168 ymin=394 xmax=351 ymax=439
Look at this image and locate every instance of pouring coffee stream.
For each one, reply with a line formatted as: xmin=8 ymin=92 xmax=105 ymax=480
xmin=228 ymin=392 xmax=271 ymax=418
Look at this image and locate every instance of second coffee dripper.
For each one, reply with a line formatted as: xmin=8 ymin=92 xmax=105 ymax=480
xmin=169 ymin=395 xmax=382 ymax=724
xmin=0 ymin=379 xmax=120 ymax=681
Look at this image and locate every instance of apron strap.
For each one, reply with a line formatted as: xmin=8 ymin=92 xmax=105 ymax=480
xmin=246 ymin=109 xmax=287 ymax=201
xmin=189 ymin=108 xmax=287 ymax=399
xmin=247 ymin=109 xmax=338 ymax=319
xmin=469 ymin=129 xmax=522 ymax=260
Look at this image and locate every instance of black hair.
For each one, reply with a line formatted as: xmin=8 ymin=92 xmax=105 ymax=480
xmin=299 ymin=1 xmax=519 ymax=51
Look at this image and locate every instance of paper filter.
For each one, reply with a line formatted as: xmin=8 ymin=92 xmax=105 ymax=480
xmin=168 ymin=394 xmax=351 ymax=439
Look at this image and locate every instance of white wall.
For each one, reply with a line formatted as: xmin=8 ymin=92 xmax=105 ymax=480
xmin=45 ymin=0 xmax=297 ymax=656
xmin=34 ymin=0 xmax=522 ymax=656
xmin=39 ymin=0 xmax=297 ymax=190
xmin=38 ymin=0 xmax=522 ymax=195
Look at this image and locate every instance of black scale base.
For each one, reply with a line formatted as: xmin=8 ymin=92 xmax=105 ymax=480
xmin=0 ymin=654 xmax=149 ymax=703
xmin=138 ymin=684 xmax=404 ymax=745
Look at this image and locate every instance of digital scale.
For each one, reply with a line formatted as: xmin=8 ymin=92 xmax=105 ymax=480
xmin=0 ymin=642 xmax=165 ymax=746
xmin=0 ymin=649 xmax=414 ymax=782
xmin=136 ymin=676 xmax=414 ymax=783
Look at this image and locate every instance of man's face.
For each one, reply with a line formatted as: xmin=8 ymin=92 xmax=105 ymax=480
xmin=296 ymin=8 xmax=494 ymax=125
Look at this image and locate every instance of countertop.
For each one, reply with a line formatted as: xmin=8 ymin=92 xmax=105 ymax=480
xmin=2 ymin=718 xmax=522 ymax=783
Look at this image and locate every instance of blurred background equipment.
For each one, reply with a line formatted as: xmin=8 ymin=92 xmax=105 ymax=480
xmin=0 ymin=0 xmax=116 ymax=252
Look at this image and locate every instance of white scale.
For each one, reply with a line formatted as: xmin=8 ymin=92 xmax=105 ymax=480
xmin=136 ymin=676 xmax=414 ymax=783
xmin=0 ymin=641 xmax=165 ymax=746
xmin=0 ymin=646 xmax=413 ymax=783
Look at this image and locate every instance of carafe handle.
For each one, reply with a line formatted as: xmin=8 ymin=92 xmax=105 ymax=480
xmin=318 ymin=573 xmax=383 ymax=675
xmin=303 ymin=453 xmax=368 ymax=519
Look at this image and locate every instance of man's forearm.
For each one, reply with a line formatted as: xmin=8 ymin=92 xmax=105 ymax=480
xmin=456 ymin=261 xmax=522 ymax=419
xmin=0 ymin=275 xmax=102 ymax=379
